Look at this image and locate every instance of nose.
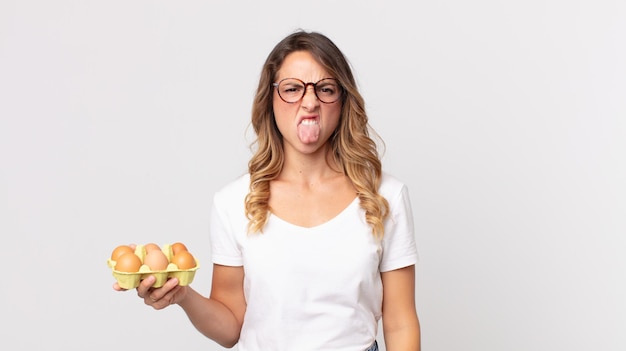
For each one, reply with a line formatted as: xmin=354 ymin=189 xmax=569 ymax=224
xmin=301 ymin=85 xmax=320 ymax=108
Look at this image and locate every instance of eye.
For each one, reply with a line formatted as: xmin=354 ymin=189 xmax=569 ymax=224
xmin=317 ymin=84 xmax=338 ymax=95
xmin=281 ymin=83 xmax=304 ymax=94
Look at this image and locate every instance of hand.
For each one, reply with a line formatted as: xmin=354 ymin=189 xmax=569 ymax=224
xmin=113 ymin=275 xmax=189 ymax=310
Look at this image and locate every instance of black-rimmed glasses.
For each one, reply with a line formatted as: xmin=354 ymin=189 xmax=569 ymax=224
xmin=273 ymin=78 xmax=343 ymax=104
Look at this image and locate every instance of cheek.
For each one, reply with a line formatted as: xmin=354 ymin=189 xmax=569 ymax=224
xmin=273 ymin=101 xmax=290 ymax=121
xmin=273 ymin=91 xmax=303 ymax=118
xmin=272 ymin=100 xmax=296 ymax=133
xmin=272 ymin=96 xmax=282 ymax=117
xmin=324 ymin=103 xmax=343 ymax=126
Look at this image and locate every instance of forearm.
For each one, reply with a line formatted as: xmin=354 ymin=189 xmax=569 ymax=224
xmin=380 ymin=265 xmax=420 ymax=350
xmin=178 ymin=287 xmax=242 ymax=348
xmin=383 ymin=318 xmax=421 ymax=351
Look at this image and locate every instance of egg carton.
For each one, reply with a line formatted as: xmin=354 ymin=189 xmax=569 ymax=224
xmin=107 ymin=244 xmax=200 ymax=289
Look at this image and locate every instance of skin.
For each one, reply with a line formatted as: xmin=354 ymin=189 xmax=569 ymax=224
xmin=269 ymin=51 xmax=356 ymax=228
xmin=382 ymin=265 xmax=421 ymax=350
xmin=114 ymin=50 xmax=420 ymax=350
xmin=273 ymin=51 xmax=341 ymax=157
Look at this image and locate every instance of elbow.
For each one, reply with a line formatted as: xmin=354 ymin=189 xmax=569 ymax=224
xmin=218 ymin=340 xmax=239 ymax=349
xmin=215 ymin=332 xmax=240 ymax=349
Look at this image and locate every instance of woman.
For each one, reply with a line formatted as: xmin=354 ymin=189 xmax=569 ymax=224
xmin=115 ymin=30 xmax=420 ymax=351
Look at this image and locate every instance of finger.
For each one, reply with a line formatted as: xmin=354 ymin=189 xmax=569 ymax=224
xmin=163 ymin=277 xmax=179 ymax=289
xmin=140 ymin=289 xmax=159 ymax=305
xmin=112 ymin=282 xmax=127 ymax=291
xmin=150 ymin=280 xmax=184 ymax=307
xmin=136 ymin=275 xmax=156 ymax=297
xmin=145 ymin=292 xmax=170 ymax=309
xmin=149 ymin=277 xmax=179 ymax=301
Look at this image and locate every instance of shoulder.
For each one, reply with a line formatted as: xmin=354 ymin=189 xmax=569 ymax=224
xmin=379 ymin=172 xmax=409 ymax=202
xmin=213 ymin=173 xmax=250 ymax=208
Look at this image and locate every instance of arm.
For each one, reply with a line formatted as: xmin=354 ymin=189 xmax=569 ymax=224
xmin=381 ymin=264 xmax=421 ymax=351
xmin=178 ymin=264 xmax=246 ymax=348
xmin=134 ymin=264 xmax=246 ymax=348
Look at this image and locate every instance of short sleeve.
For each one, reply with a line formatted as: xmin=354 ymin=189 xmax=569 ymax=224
xmin=209 ymin=190 xmax=244 ymax=267
xmin=379 ymin=183 xmax=419 ymax=272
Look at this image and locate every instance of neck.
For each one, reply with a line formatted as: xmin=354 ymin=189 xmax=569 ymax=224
xmin=279 ymin=147 xmax=342 ymax=184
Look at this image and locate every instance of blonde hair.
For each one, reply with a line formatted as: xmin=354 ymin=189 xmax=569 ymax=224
xmin=245 ymin=30 xmax=389 ymax=237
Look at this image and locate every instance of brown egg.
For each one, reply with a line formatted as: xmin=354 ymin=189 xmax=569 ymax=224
xmin=171 ymin=242 xmax=188 ymax=255
xmin=111 ymin=245 xmax=134 ymax=261
xmin=143 ymin=249 xmax=169 ymax=271
xmin=144 ymin=243 xmax=161 ymax=253
xmin=171 ymin=250 xmax=196 ymax=269
xmin=115 ymin=252 xmax=142 ymax=272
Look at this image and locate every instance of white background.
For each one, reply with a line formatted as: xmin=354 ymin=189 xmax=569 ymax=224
xmin=1 ymin=1 xmax=624 ymax=350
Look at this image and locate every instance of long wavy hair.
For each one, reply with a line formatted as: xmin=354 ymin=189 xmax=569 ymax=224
xmin=245 ymin=30 xmax=389 ymax=237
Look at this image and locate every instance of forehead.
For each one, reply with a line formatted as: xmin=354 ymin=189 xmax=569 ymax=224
xmin=276 ymin=51 xmax=331 ymax=81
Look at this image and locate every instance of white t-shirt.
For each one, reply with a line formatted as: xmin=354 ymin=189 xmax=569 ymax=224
xmin=209 ymin=173 xmax=418 ymax=351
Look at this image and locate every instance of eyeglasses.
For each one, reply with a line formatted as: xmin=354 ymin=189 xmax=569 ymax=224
xmin=273 ymin=78 xmax=343 ymax=104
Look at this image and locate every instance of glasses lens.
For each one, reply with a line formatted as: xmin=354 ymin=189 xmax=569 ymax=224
xmin=315 ymin=78 xmax=341 ymax=103
xmin=276 ymin=78 xmax=342 ymax=103
xmin=277 ymin=79 xmax=305 ymax=103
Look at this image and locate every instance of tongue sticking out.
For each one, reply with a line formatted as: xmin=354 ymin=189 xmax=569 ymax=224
xmin=297 ymin=118 xmax=320 ymax=143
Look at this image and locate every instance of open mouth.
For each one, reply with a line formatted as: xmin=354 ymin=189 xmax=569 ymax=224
xmin=297 ymin=116 xmax=320 ymax=143
xmin=299 ymin=117 xmax=319 ymax=125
